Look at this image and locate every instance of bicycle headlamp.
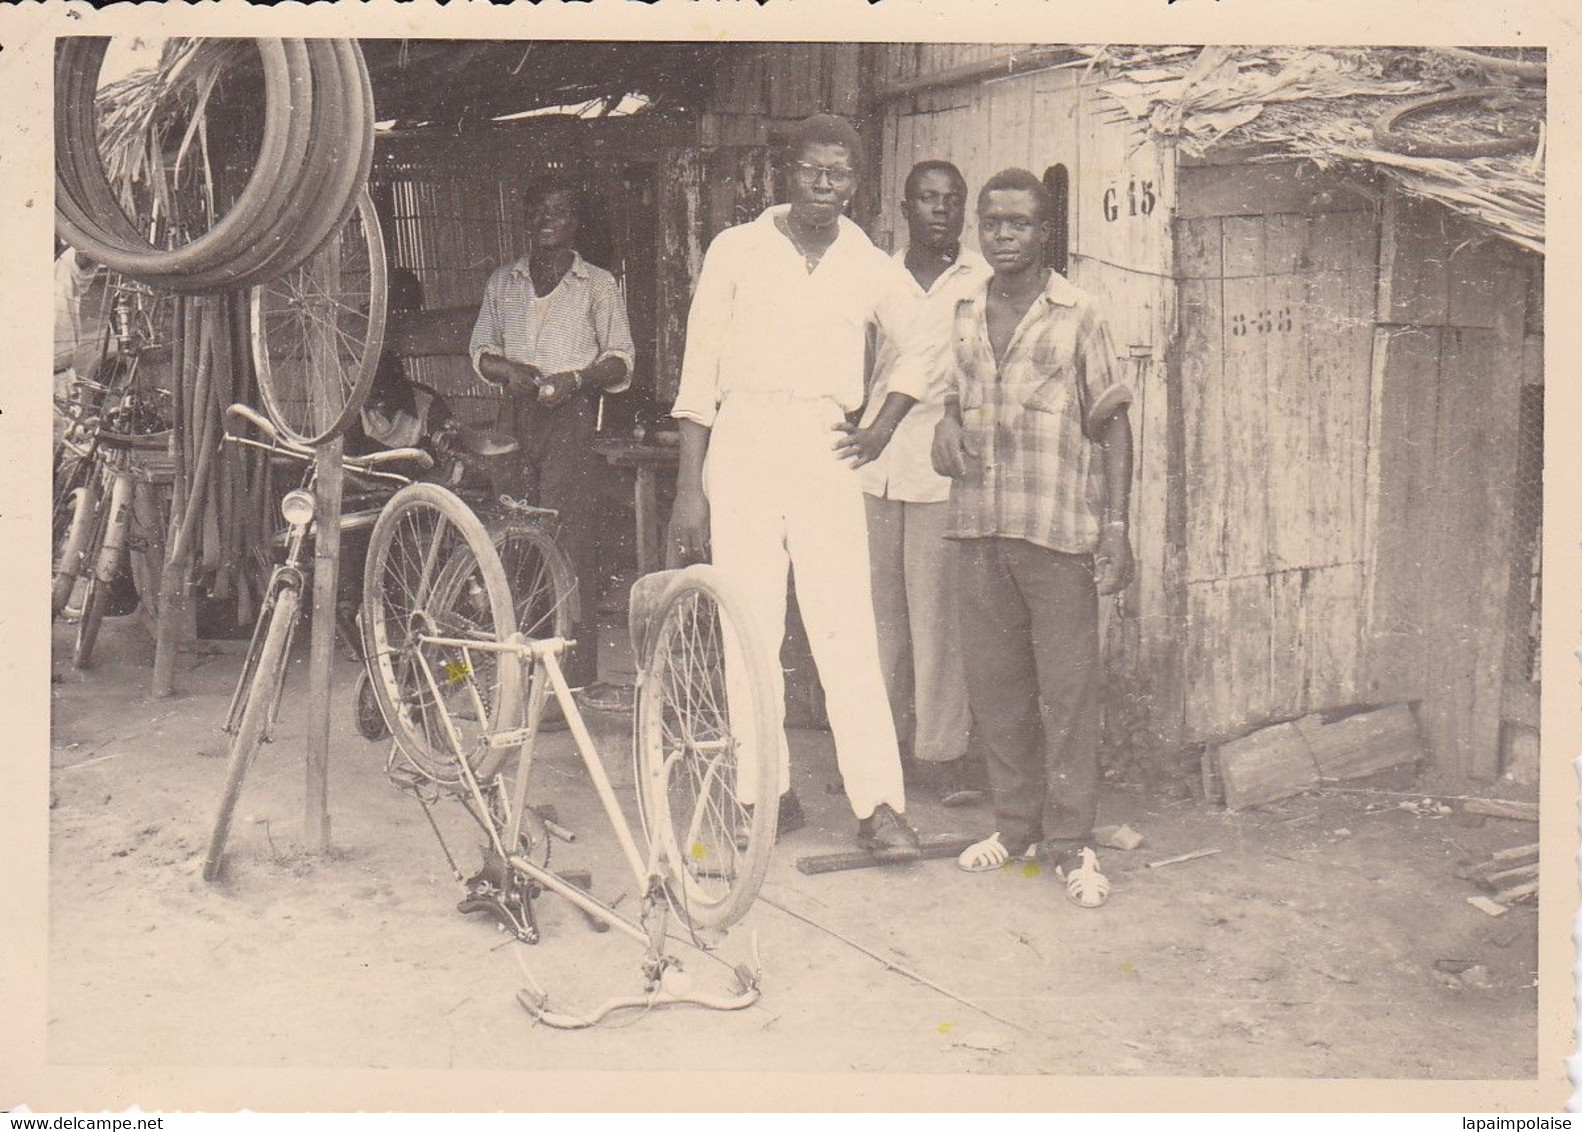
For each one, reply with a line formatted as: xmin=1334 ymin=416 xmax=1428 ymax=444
xmin=280 ymin=489 xmax=316 ymax=527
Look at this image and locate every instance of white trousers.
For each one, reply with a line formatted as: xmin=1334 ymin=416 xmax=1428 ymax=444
xmin=705 ymin=393 xmax=906 ymax=820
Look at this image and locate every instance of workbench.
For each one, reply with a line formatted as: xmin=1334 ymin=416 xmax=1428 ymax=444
xmin=592 ymin=437 xmax=679 ymax=576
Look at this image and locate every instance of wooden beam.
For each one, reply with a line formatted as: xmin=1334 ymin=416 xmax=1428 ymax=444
xmin=870 ymin=45 xmax=1083 ymax=104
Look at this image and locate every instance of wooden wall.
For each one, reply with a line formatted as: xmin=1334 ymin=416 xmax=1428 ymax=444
xmin=866 ymin=47 xmax=1543 ymax=779
xmin=1172 ymin=160 xmax=1379 ymax=746
xmin=1364 ymin=196 xmax=1539 ymax=780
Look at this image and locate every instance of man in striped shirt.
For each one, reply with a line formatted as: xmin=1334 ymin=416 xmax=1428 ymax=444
xmin=933 ymin=168 xmax=1135 ymax=906
xmin=469 ymin=178 xmax=636 ymax=711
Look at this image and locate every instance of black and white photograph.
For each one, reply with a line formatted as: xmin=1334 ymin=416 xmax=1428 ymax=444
xmin=4 ymin=2 xmax=1576 ymax=1113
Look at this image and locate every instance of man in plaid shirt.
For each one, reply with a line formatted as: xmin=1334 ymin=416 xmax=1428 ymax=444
xmin=932 ymin=168 xmax=1135 ymax=906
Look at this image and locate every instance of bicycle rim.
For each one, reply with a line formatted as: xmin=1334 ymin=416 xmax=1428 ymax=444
xmin=635 ymin=567 xmax=779 ymax=933
xmin=72 ymin=577 xmax=108 ymax=670
xmin=203 ymin=585 xmax=300 ymax=881
xmin=362 ymin=484 xmax=521 ymax=786
xmin=489 ymin=519 xmax=578 ymax=643
xmin=250 ymin=190 xmax=387 ymax=446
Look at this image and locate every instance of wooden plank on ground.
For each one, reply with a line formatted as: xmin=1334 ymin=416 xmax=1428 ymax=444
xmin=1296 ymin=702 xmax=1423 ymax=781
xmin=1214 ymin=720 xmax=1319 ymax=810
xmin=796 ymin=835 xmax=980 ymax=876
xmin=1461 ymin=797 xmax=1539 ymax=823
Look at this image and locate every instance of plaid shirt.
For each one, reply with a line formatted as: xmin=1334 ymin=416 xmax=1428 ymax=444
xmin=468 ymin=252 xmax=635 ymax=390
xmin=947 ymin=270 xmax=1132 ymax=555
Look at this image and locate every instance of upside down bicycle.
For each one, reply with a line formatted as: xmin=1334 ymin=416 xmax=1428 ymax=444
xmin=358 ymin=483 xmax=781 ymax=1026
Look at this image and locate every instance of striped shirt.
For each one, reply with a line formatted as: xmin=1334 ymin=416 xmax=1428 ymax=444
xmin=947 ymin=270 xmax=1133 ymax=555
xmin=469 ymin=251 xmax=635 ymax=390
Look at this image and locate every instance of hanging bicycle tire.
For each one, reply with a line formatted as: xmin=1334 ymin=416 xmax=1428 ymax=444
xmin=1373 ymin=87 xmax=1542 ymax=160
xmin=54 ymin=37 xmax=375 ymax=294
xmin=250 ymin=189 xmax=388 ymax=446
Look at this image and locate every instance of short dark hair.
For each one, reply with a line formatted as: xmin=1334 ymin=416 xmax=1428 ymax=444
xmin=523 ymin=174 xmax=583 ymax=220
xmin=781 ymin=113 xmax=865 ymax=171
xmin=904 ymin=160 xmax=966 ymax=200
xmin=978 ymin=167 xmax=1052 ymax=220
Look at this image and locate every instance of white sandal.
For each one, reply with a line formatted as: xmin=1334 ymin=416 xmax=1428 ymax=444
xmin=956 ymin=832 xmax=1032 ymax=873
xmin=1057 ymin=847 xmax=1111 ymax=908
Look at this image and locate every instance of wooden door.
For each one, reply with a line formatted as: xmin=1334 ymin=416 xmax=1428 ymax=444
xmin=1175 ymin=166 xmax=1379 ymax=743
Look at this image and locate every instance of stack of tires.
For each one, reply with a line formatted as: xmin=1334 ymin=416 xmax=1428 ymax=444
xmin=55 ymin=37 xmax=375 ymax=294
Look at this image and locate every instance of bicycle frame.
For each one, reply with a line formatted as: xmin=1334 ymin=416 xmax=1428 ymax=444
xmin=220 ymin=429 xmax=419 ymax=735
xmin=395 ymin=629 xmax=761 ymax=1027
xmin=413 ymin=632 xmax=659 ymax=945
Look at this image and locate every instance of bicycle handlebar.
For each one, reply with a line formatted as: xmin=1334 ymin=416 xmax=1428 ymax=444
xmin=223 ymin=402 xmax=436 ymax=474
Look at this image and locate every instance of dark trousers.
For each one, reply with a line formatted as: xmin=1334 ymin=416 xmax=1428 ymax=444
xmin=497 ymin=393 xmax=602 ymax=688
xmin=956 ymin=536 xmax=1101 ymax=851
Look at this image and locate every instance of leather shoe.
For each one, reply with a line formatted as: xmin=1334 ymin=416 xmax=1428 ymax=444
xmin=856 ymin=803 xmax=922 ymax=856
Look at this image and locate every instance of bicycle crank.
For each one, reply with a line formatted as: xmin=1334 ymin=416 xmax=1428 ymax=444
xmin=457 ymin=847 xmax=539 ymax=944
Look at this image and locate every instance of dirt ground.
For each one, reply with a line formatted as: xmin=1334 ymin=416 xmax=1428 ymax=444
xmin=49 ymin=610 xmax=1539 ymax=1079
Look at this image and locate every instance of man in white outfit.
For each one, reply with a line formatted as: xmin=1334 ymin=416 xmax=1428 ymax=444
xmin=670 ymin=114 xmax=928 ymax=853
xmin=861 ymin=160 xmax=990 ymax=807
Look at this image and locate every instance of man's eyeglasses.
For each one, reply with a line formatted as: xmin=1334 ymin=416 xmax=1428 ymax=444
xmin=793 ymin=161 xmax=856 ymax=187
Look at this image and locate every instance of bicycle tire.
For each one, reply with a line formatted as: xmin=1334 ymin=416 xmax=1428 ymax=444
xmin=72 ymin=576 xmax=109 ymax=670
xmin=488 ymin=518 xmax=579 ymax=644
xmin=1372 ymin=88 xmax=1541 ymax=159
xmin=53 ymin=38 xmax=302 ymax=283
xmin=53 ymin=479 xmax=99 ymax=617
xmin=361 ymin=484 xmax=522 ymax=786
xmin=250 ymin=190 xmax=387 ymax=446
xmin=635 ymin=565 xmax=779 ymax=933
xmin=203 ymin=583 xmax=300 ymax=881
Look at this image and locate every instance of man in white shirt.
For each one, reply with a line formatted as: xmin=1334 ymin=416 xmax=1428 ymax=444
xmin=670 ymin=114 xmax=928 ymax=854
xmin=861 ymin=161 xmax=990 ymax=807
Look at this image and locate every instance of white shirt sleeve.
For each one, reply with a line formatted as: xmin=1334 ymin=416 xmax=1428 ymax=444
xmin=871 ymin=259 xmax=933 ymax=403
xmin=588 ymin=271 xmax=637 ymax=393
xmin=468 ymin=270 xmax=507 ymax=384
xmin=670 ymin=233 xmax=737 ymax=428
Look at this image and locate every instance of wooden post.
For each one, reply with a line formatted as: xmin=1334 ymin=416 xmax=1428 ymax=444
xmin=305 ymin=437 xmax=341 ymax=854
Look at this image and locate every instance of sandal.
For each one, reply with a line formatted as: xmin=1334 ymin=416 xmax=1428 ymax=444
xmin=1055 ymin=846 xmax=1110 ymax=908
xmin=956 ymin=832 xmax=1033 ymax=873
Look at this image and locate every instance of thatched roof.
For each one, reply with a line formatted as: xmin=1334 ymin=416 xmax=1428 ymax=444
xmin=1084 ymin=46 xmax=1545 ymax=254
xmin=359 ymin=40 xmax=736 ymax=129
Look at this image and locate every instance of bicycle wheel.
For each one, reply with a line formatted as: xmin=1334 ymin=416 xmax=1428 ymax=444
xmin=361 ymin=484 xmax=521 ymax=786
xmin=53 ymin=476 xmax=99 ymax=617
xmin=489 ymin=519 xmax=579 ymax=643
xmin=635 ymin=566 xmax=778 ymax=933
xmin=203 ymin=584 xmax=300 ymax=881
xmin=250 ymin=189 xmax=387 ymax=447
xmin=72 ymin=577 xmax=109 ymax=670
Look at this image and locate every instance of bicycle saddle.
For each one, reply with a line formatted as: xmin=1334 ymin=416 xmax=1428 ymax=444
xmin=456 ymin=425 xmax=519 ymax=459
